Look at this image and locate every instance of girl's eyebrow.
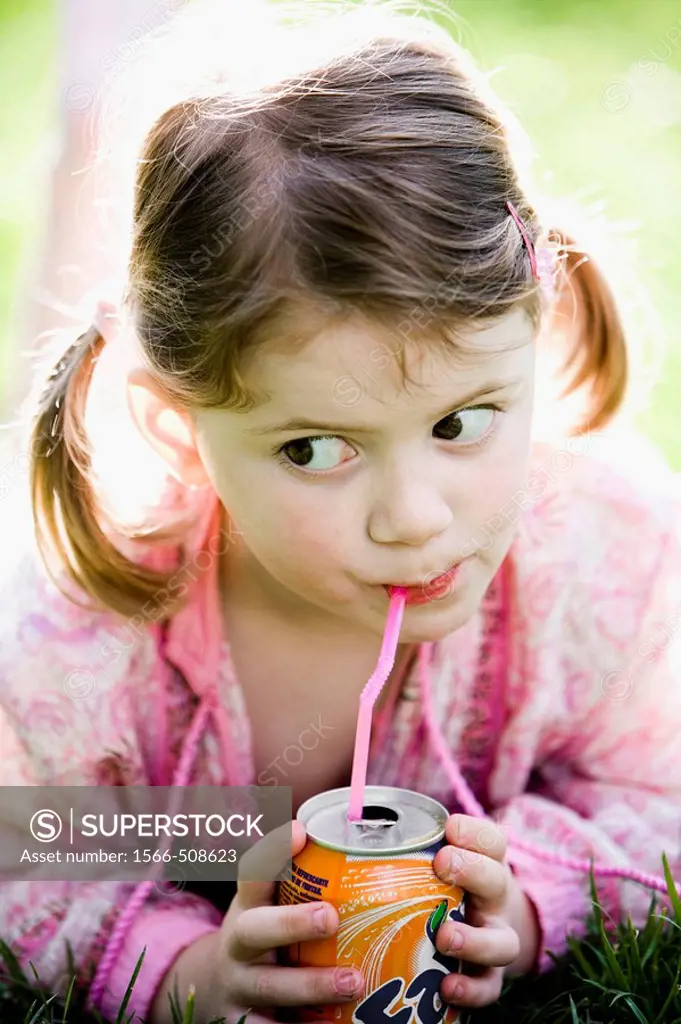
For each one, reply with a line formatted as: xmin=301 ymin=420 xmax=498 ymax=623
xmin=246 ymin=377 xmax=525 ymax=436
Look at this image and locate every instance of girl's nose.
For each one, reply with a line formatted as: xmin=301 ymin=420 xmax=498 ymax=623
xmin=366 ymin=474 xmax=453 ymax=547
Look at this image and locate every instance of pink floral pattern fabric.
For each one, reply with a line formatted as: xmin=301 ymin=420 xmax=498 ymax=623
xmin=1 ymin=440 xmax=681 ymax=1021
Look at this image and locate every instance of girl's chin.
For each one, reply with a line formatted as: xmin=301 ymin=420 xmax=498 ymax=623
xmin=398 ymin=611 xmax=475 ymax=644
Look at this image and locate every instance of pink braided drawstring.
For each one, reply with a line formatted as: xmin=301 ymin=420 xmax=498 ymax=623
xmin=87 ymin=696 xmax=214 ymax=1012
xmin=418 ymin=640 xmax=679 ymax=898
xmin=417 ymin=644 xmax=487 ymax=820
xmin=154 ymin=625 xmax=171 ymax=787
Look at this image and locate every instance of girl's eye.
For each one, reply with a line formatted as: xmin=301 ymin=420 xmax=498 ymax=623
xmin=274 ymin=405 xmax=500 ymax=475
xmin=433 ymin=405 xmax=497 ymax=444
xmin=275 ymin=435 xmax=353 ymax=473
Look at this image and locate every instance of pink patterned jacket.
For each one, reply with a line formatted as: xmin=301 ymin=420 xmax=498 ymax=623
xmin=1 ymin=439 xmax=681 ymax=1022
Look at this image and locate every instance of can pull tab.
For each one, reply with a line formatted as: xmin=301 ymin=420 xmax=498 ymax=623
xmin=352 ymin=804 xmax=399 ymax=831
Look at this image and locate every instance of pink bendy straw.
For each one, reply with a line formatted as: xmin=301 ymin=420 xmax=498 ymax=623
xmin=347 ymin=586 xmax=408 ymax=821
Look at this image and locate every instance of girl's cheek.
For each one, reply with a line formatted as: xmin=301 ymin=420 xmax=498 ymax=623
xmin=270 ymin=500 xmax=342 ymax=558
xmin=465 ymin=429 xmax=532 ymax=526
xmin=274 ymin=506 xmax=358 ymax=589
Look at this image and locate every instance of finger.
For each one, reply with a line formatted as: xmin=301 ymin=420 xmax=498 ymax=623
xmin=434 ymin=920 xmax=520 ymax=968
xmin=232 ymin=963 xmax=364 ymax=1007
xmin=229 ymin=900 xmax=339 ymax=962
xmin=441 ymin=815 xmax=508 ymax=864
xmin=237 ymin=819 xmax=306 ymax=910
xmin=434 ymin=848 xmax=508 ymax=904
xmin=440 ymin=964 xmax=505 ymax=1009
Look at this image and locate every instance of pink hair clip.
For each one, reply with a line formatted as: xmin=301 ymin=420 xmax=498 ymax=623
xmin=506 ymin=200 xmax=556 ymax=303
xmin=93 ymin=299 xmax=119 ymax=343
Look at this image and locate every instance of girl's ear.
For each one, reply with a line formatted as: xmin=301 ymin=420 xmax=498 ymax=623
xmin=126 ymin=367 xmax=211 ymax=489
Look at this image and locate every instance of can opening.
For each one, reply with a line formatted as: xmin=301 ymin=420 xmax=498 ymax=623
xmin=354 ymin=804 xmax=399 ymax=828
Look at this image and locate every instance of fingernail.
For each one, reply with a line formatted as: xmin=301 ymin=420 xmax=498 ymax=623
xmin=313 ymin=906 xmax=328 ymax=933
xmin=452 ymin=982 xmax=464 ymax=1001
xmin=447 ymin=929 xmax=464 ymax=952
xmin=335 ymin=969 xmax=361 ymax=995
xmin=446 ymin=849 xmax=462 ymax=876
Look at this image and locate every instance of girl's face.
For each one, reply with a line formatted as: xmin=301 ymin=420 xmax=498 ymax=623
xmin=191 ymin=307 xmax=536 ymax=643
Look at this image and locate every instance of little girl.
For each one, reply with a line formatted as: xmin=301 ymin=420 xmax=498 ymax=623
xmin=2 ymin=2 xmax=681 ymax=1022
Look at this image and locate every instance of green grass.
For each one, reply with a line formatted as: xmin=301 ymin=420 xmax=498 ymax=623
xmin=0 ymin=0 xmax=679 ymax=461
xmin=1 ymin=855 xmax=681 ymax=1023
xmin=0 ymin=0 xmax=55 ymax=392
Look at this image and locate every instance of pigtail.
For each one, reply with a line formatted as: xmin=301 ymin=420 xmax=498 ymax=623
xmin=546 ymin=228 xmax=628 ymax=434
xmin=29 ymin=326 xmax=176 ymax=618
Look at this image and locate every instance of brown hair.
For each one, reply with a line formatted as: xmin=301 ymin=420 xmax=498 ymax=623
xmin=29 ymin=6 xmax=627 ymax=619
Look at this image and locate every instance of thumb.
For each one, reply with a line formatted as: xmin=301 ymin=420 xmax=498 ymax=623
xmin=236 ymin=818 xmax=307 ymax=910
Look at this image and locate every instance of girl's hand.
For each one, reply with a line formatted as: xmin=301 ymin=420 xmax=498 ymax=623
xmin=431 ymin=814 xmax=541 ymax=1010
xmin=149 ymin=820 xmax=365 ymax=1024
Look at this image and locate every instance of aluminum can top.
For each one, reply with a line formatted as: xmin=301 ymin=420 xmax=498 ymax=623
xmin=296 ymin=785 xmax=448 ymax=856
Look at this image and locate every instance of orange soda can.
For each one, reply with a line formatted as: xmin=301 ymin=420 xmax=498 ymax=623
xmin=277 ymin=785 xmax=467 ymax=1024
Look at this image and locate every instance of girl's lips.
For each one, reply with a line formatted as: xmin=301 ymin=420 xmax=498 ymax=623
xmin=382 ymin=562 xmax=464 ymax=605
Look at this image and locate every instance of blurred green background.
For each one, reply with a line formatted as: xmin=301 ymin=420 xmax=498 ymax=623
xmin=0 ymin=0 xmax=679 ymax=462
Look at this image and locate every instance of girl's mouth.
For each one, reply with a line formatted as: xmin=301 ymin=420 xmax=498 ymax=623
xmin=382 ymin=562 xmax=465 ymax=605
